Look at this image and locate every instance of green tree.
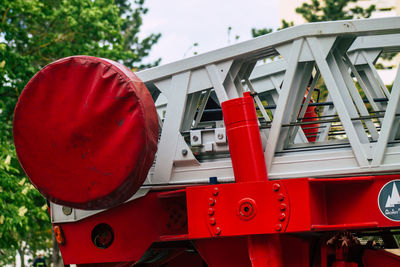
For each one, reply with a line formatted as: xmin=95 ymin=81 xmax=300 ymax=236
xmin=0 ymin=0 xmax=160 ymax=266
xmin=296 ymin=0 xmax=375 ymax=22
xmin=251 ymin=28 xmax=273 ymax=38
xmin=252 ymin=0 xmax=376 ymax=37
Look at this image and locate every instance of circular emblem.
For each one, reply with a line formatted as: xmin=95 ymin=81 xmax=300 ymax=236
xmin=378 ymin=180 xmax=400 ymax=221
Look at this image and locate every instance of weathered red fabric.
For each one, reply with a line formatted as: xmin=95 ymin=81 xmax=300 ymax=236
xmin=14 ymin=56 xmax=158 ymax=209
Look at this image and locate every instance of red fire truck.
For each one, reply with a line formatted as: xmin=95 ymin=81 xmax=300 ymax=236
xmin=13 ymin=17 xmax=400 ymax=266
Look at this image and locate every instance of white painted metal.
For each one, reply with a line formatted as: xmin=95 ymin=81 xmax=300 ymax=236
xmin=138 ymin=17 xmax=400 ymax=184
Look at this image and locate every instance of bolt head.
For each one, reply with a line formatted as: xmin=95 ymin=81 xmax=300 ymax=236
xmin=239 ymin=202 xmax=254 ymax=217
xmin=212 ymin=187 xmax=219 ymax=196
xmin=209 ymin=217 xmax=216 ymax=225
xmin=280 ymin=203 xmax=287 ymax=211
xmin=192 ymin=135 xmax=199 ymax=142
xmin=279 ymin=213 xmax=286 ymax=221
xmin=209 ymin=198 xmax=216 ymax=206
xmin=272 ymin=183 xmax=280 ymax=192
xmin=62 ymin=206 xmax=72 ymax=216
xmin=181 ymin=149 xmax=188 ymax=156
xmin=277 ymin=194 xmax=285 ymax=201
xmin=214 ymin=227 xmax=221 ymax=235
xmin=208 ymin=208 xmax=215 ymax=216
xmin=275 ymin=224 xmax=282 ymax=232
xmin=217 ymin=133 xmax=224 ymax=140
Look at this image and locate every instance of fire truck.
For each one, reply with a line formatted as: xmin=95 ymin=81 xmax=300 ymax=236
xmin=12 ymin=17 xmax=400 ymax=266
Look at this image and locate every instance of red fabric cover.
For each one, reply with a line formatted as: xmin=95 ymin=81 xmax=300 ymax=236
xmin=14 ymin=56 xmax=158 ymax=209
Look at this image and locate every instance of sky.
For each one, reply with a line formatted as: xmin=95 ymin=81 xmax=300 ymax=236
xmin=138 ymin=0 xmax=279 ymax=65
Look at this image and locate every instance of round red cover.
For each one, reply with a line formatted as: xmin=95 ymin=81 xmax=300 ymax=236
xmin=14 ymin=56 xmax=158 ymax=209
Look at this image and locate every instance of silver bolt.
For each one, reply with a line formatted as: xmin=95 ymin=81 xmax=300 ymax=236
xmin=217 ymin=133 xmax=224 ymax=140
xmin=62 ymin=206 xmax=72 ymax=216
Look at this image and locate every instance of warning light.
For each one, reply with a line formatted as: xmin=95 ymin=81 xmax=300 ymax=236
xmin=53 ymin=225 xmax=65 ymax=245
xmin=91 ymin=223 xmax=114 ymax=249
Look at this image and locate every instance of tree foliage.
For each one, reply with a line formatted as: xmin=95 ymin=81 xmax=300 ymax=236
xmin=296 ymin=0 xmax=375 ymax=22
xmin=251 ymin=28 xmax=273 ymax=38
xmin=0 ymin=0 xmax=160 ymax=265
xmin=252 ymin=0 xmax=376 ymax=37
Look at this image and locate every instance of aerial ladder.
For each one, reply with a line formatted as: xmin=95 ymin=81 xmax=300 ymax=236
xmin=12 ymin=17 xmax=400 ymax=266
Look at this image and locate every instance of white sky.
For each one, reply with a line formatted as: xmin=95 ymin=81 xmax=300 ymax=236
xmin=139 ymin=0 xmax=279 ymax=65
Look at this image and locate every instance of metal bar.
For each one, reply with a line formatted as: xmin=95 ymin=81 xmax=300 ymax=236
xmin=153 ymin=72 xmax=191 ymax=183
xmin=193 ymin=90 xmax=211 ymax=127
xmin=265 ymin=38 xmax=304 ymax=170
xmin=372 ymin=67 xmax=400 ymax=166
xmin=206 ymin=64 xmax=230 ymax=102
xmin=307 ymin=37 xmax=370 ymax=166
xmin=246 ymin=79 xmax=271 ymax=122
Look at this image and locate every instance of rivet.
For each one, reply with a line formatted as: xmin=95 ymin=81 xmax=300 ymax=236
xmin=275 ymin=224 xmax=282 ymax=232
xmin=193 ymin=135 xmax=199 ymax=142
xmin=209 ymin=217 xmax=216 ymax=225
xmin=280 ymin=203 xmax=287 ymax=211
xmin=279 ymin=213 xmax=286 ymax=221
xmin=209 ymin=198 xmax=216 ymax=206
xmin=181 ymin=149 xmax=188 ymax=156
xmin=214 ymin=227 xmax=221 ymax=235
xmin=208 ymin=208 xmax=215 ymax=216
xmin=62 ymin=206 xmax=72 ymax=216
xmin=272 ymin=183 xmax=280 ymax=192
xmin=212 ymin=187 xmax=219 ymax=196
xmin=277 ymin=194 xmax=285 ymax=201
xmin=217 ymin=133 xmax=224 ymax=140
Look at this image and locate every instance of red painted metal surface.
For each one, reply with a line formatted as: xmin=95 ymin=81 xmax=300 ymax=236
xmin=58 ymin=190 xmax=188 ymax=265
xmin=362 ymin=249 xmax=400 ymax=266
xmin=58 ymin=193 xmax=160 ymax=265
xmin=57 ymin=174 xmax=400 ymax=266
xmin=195 ymin=237 xmax=252 ymax=266
xmin=14 ymin=56 xmax=158 ymax=209
xmin=221 ymin=92 xmax=268 ymax=182
xmin=186 ymin=181 xmax=289 ymax=238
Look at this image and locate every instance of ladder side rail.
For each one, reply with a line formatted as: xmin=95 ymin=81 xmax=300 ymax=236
xmin=138 ymin=17 xmax=400 ymax=84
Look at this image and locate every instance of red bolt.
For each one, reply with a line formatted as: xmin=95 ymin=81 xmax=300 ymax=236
xmin=208 ymin=208 xmax=215 ymax=216
xmin=277 ymin=194 xmax=285 ymax=201
xmin=279 ymin=213 xmax=286 ymax=221
xmin=275 ymin=224 xmax=282 ymax=232
xmin=272 ymin=183 xmax=280 ymax=192
xmin=209 ymin=217 xmax=216 ymax=225
xmin=280 ymin=203 xmax=286 ymax=211
xmin=212 ymin=187 xmax=219 ymax=196
xmin=214 ymin=227 xmax=221 ymax=235
xmin=209 ymin=198 xmax=216 ymax=206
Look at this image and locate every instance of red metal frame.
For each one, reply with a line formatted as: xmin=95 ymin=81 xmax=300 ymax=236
xmin=58 ymin=174 xmax=400 ymax=266
xmin=57 ymin=93 xmax=400 ymax=266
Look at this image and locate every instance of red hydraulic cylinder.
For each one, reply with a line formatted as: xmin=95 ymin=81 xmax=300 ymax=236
xmin=221 ymin=91 xmax=268 ymax=183
xmin=221 ymin=92 xmax=283 ymax=267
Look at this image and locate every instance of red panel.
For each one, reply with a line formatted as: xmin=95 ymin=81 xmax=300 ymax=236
xmin=362 ymin=249 xmax=400 ymax=266
xmin=195 ymin=237 xmax=252 ymax=267
xmin=186 ymin=181 xmax=289 ymax=238
xmin=281 ymin=179 xmax=313 ymax=233
xmin=14 ymin=56 xmax=158 ymax=209
xmin=58 ymin=193 xmax=161 ymax=264
xmin=280 ymin=235 xmax=310 ymax=267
